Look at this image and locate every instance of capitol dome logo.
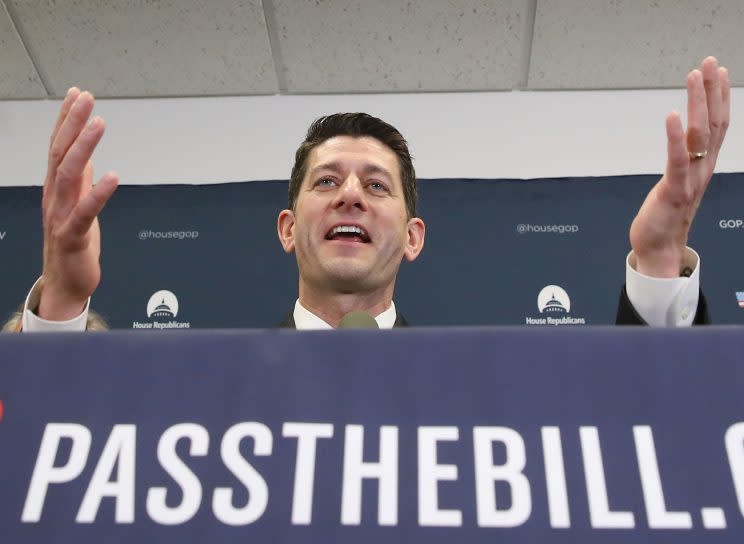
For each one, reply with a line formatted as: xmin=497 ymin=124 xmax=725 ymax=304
xmin=133 ymin=289 xmax=191 ymax=330
xmin=537 ymin=285 xmax=570 ymax=314
xmin=147 ymin=290 xmax=179 ymax=318
xmin=526 ymin=284 xmax=586 ymax=325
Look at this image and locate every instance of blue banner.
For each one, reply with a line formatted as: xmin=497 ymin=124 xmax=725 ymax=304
xmin=1 ymin=328 xmax=743 ymax=542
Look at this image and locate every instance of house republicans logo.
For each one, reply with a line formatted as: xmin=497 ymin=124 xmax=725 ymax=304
xmin=526 ymin=285 xmax=586 ymax=325
xmin=147 ymin=290 xmax=179 ymax=318
xmin=537 ymin=285 xmax=571 ymax=314
xmin=132 ymin=290 xmax=191 ymax=329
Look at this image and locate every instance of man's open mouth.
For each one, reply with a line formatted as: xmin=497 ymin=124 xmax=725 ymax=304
xmin=325 ymin=225 xmax=371 ymax=243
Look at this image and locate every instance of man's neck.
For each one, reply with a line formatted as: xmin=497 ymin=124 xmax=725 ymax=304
xmin=298 ymin=284 xmax=394 ymax=328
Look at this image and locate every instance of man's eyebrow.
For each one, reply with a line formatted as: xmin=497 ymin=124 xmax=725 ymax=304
xmin=309 ymin=162 xmax=394 ymax=180
xmin=361 ymin=164 xmax=394 ymax=181
xmin=308 ymin=161 xmax=343 ymax=177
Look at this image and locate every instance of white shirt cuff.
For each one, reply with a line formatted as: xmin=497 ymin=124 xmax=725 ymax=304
xmin=21 ymin=277 xmax=90 ymax=332
xmin=625 ymin=248 xmax=700 ymax=327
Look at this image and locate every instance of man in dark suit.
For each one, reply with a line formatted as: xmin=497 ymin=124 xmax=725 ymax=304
xmin=18 ymin=57 xmax=728 ymax=330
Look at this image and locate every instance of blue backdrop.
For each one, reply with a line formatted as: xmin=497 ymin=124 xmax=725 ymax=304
xmin=2 ymin=173 xmax=744 ymax=327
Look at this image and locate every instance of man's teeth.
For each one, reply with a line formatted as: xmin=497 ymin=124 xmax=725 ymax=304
xmin=327 ymin=225 xmax=369 ymax=241
xmin=332 ymin=226 xmax=364 ymax=235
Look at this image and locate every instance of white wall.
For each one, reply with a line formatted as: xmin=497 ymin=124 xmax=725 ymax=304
xmin=1 ymin=89 xmax=742 ymax=187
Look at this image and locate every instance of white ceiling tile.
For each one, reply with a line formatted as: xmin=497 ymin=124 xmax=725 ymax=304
xmin=529 ymin=0 xmax=744 ymax=89
xmin=271 ymin=0 xmax=526 ymax=93
xmin=0 ymin=1 xmax=46 ymax=98
xmin=7 ymin=0 xmax=278 ymax=97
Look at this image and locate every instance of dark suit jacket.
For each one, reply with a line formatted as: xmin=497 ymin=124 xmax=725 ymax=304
xmin=615 ymin=286 xmax=710 ymax=325
xmin=279 ymin=311 xmax=409 ymax=328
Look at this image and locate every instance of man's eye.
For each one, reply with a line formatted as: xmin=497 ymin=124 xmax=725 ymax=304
xmin=317 ymin=178 xmax=336 ymax=187
xmin=369 ymin=181 xmax=387 ymax=191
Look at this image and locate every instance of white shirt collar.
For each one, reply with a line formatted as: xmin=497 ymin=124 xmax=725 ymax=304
xmin=293 ymin=299 xmax=397 ymax=329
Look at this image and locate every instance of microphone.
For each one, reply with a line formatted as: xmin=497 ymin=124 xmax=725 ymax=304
xmin=338 ymin=311 xmax=379 ymax=329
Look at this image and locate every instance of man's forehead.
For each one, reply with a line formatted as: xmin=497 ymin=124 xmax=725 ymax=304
xmin=306 ymin=135 xmax=400 ymax=175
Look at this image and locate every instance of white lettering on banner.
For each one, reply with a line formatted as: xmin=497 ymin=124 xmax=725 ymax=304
xmin=473 ymin=427 xmax=531 ymax=527
xmin=22 ymin=423 xmax=92 ymax=522
xmin=213 ymin=422 xmax=272 ymax=525
xmin=146 ymin=423 xmax=209 ymax=525
xmin=282 ymin=422 xmax=334 ymax=525
xmin=0 ymin=231 xmax=5 ymax=240
xmin=341 ymin=425 xmax=399 ymax=526
xmin=542 ymin=427 xmax=571 ymax=528
xmin=633 ymin=426 xmax=692 ymax=529
xmin=20 ymin=421 xmax=744 ymax=531
xmin=77 ymin=425 xmax=136 ymax=523
xmin=417 ymin=426 xmax=462 ymax=526
xmin=580 ymin=426 xmax=635 ymax=528
xmin=725 ymin=422 xmax=744 ymax=517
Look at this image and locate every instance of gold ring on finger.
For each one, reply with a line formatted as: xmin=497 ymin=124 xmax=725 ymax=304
xmin=689 ymin=150 xmax=708 ymax=160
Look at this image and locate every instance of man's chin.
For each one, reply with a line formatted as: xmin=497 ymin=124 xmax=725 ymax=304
xmin=319 ymin=261 xmax=377 ymax=291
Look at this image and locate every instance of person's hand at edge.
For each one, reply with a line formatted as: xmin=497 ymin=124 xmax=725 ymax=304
xmin=629 ymin=56 xmax=730 ymax=278
xmin=38 ymin=88 xmax=119 ymax=320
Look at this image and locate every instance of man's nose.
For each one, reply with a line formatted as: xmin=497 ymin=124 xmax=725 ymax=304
xmin=332 ymin=176 xmax=367 ymax=210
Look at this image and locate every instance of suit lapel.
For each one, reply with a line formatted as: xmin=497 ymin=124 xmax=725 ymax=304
xmin=393 ymin=312 xmax=408 ymax=327
xmin=278 ymin=312 xmax=295 ymax=328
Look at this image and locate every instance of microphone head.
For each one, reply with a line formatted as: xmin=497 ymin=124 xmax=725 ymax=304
xmin=338 ymin=311 xmax=379 ymax=329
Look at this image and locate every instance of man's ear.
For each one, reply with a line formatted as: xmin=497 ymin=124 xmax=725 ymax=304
xmin=403 ymin=217 xmax=425 ymax=262
xmin=277 ymin=209 xmax=296 ymax=254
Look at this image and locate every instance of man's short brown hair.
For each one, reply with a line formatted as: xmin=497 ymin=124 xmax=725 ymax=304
xmin=288 ymin=113 xmax=418 ymax=218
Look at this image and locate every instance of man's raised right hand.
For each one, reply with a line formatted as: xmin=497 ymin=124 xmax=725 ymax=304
xmin=38 ymin=88 xmax=118 ymax=321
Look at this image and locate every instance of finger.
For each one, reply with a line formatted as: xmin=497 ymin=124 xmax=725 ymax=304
xmin=48 ymin=92 xmax=95 ymax=184
xmin=666 ymin=111 xmax=688 ymax=177
xmin=49 ymin=87 xmax=81 ymax=147
xmin=685 ymin=69 xmax=710 ymax=159
xmin=54 ymin=117 xmax=105 ymax=214
xmin=701 ymin=57 xmax=723 ymax=144
xmin=44 ymin=88 xmax=82 ymax=199
xmin=719 ymin=66 xmax=730 ymax=145
xmin=664 ymin=111 xmax=691 ymax=204
xmin=84 ymin=161 xmax=94 ymax=190
xmin=64 ymin=172 xmax=119 ymax=239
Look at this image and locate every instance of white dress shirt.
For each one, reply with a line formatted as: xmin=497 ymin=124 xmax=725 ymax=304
xmin=292 ymin=299 xmax=398 ymax=329
xmin=21 ymin=277 xmax=90 ymax=332
xmin=624 ymin=247 xmax=700 ymax=327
